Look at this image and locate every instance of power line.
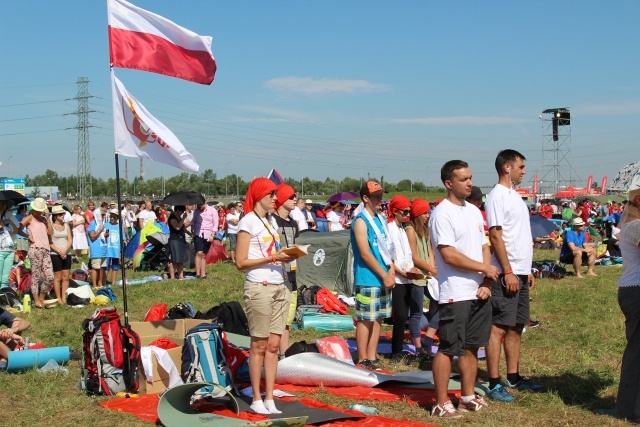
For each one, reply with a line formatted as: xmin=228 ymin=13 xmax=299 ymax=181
xmin=0 ymin=99 xmax=67 ymax=108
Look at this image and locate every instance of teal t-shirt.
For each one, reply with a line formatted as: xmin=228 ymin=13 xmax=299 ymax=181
xmin=104 ymin=222 xmax=121 ymax=259
xmin=87 ymin=220 xmax=107 ymax=259
xmin=350 ymin=212 xmax=389 ymax=288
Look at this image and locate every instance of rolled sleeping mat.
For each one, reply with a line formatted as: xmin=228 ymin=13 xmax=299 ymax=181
xmin=300 ymin=312 xmax=355 ymax=332
xmin=158 ymin=382 xmax=239 ymax=427
xmin=4 ymin=346 xmax=70 ymax=372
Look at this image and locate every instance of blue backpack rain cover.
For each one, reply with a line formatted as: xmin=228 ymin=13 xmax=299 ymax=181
xmin=181 ymin=323 xmax=234 ymax=393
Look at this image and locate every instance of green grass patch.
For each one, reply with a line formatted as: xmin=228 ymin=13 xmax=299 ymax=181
xmin=0 ymin=250 xmax=631 ymax=426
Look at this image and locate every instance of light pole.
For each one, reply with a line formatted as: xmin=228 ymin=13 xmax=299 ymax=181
xmin=406 ymin=160 xmax=413 ymax=193
xmin=381 ymin=164 xmax=390 ymax=189
xmin=236 ymin=175 xmax=239 ymax=197
xmin=7 ymin=156 xmax=13 ymax=177
xmin=225 ymin=157 xmax=234 ymax=197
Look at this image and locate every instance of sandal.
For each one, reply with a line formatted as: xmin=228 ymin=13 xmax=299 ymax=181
xmin=33 ymin=304 xmax=45 ymax=309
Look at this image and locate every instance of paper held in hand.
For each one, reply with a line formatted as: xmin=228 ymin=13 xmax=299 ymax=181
xmin=405 ymin=271 xmax=425 ymax=280
xmin=282 ymin=245 xmax=310 ymax=257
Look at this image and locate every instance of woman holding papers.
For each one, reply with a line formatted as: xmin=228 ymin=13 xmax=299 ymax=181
xmin=387 ymin=195 xmax=423 ymax=362
xmin=405 ymin=198 xmax=438 ymax=362
xmin=271 ymin=184 xmax=300 ymax=358
xmin=235 ymin=178 xmax=299 ymax=415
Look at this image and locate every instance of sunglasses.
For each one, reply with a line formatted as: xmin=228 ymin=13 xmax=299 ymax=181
xmin=237 ymin=205 xmax=243 ymax=208
xmin=268 ymin=191 xmax=277 ymax=198
xmin=397 ymin=209 xmax=411 ymax=216
xmin=288 ymin=194 xmax=297 ymax=200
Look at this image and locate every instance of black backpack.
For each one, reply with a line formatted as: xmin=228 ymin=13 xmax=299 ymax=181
xmin=297 ymin=285 xmax=322 ymax=306
xmin=201 ymin=301 xmax=249 ymax=336
xmin=166 ymin=302 xmax=196 ymax=319
xmin=0 ymin=288 xmax=22 ymax=308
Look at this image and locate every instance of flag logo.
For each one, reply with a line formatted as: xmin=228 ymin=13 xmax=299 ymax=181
xmin=122 ymin=96 xmax=170 ymax=150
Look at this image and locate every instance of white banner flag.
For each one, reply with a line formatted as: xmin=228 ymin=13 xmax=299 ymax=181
xmin=111 ymin=73 xmax=199 ymax=173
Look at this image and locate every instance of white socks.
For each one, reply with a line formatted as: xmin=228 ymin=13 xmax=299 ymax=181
xmin=264 ymin=399 xmax=281 ymax=414
xmin=250 ymin=400 xmax=270 ymax=415
xmin=251 ymin=399 xmax=281 ymax=414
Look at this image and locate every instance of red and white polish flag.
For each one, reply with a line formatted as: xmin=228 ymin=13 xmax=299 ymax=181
xmin=111 ymin=74 xmax=199 ymax=173
xmin=108 ymin=0 xmax=216 ymax=85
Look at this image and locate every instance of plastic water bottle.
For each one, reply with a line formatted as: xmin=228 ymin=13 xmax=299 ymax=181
xmin=23 ymin=294 xmax=32 ymax=313
xmin=349 ymin=404 xmax=379 ymax=415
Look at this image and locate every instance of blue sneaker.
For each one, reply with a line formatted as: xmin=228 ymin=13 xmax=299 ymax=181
xmin=488 ymin=384 xmax=515 ymax=402
xmin=504 ymin=377 xmax=544 ymax=392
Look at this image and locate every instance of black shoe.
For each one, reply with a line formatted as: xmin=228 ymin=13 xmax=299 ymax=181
xmin=528 ymin=320 xmax=541 ymax=328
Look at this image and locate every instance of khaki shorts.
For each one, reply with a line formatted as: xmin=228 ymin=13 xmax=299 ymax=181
xmin=90 ymin=258 xmax=107 ymax=269
xmin=243 ymin=281 xmax=288 ymax=338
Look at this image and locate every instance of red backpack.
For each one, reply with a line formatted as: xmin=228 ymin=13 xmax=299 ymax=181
xmin=81 ymin=307 xmax=141 ymax=396
xmin=315 ymin=288 xmax=347 ymax=315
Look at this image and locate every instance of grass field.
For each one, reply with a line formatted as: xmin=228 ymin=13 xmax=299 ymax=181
xmin=0 ymin=249 xmax=631 ymax=426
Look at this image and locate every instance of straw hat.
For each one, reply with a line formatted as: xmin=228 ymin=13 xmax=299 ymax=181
xmin=50 ymin=205 xmax=65 ymax=215
xmin=30 ymin=197 xmax=47 ymax=212
xmin=571 ymin=218 xmax=585 ymax=227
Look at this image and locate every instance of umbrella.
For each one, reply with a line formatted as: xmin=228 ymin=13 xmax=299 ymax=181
xmin=530 ymin=215 xmax=557 ymax=239
xmin=161 ymin=191 xmax=205 ymax=206
xmin=327 ymin=191 xmax=359 ymax=203
xmin=610 ymin=161 xmax=640 ymax=191
xmin=0 ymin=190 xmax=29 ymax=207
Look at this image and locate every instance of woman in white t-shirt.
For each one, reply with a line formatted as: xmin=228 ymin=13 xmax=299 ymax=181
xmin=326 ymin=202 xmax=348 ymax=231
xmin=225 ymin=203 xmax=241 ymax=263
xmin=235 ymin=178 xmax=299 ymax=415
xmin=386 ymin=195 xmax=424 ymax=361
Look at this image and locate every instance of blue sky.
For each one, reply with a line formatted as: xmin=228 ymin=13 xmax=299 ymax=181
xmin=1 ymin=0 xmax=638 ymax=191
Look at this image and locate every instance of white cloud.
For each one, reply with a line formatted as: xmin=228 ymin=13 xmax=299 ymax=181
xmin=384 ymin=116 xmax=530 ymax=125
xmin=573 ymin=101 xmax=640 ymax=116
xmin=231 ymin=105 xmax=317 ymax=123
xmin=264 ymin=77 xmax=389 ymax=94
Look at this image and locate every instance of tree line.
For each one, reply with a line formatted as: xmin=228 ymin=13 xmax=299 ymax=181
xmin=23 ymin=169 xmax=431 ymax=200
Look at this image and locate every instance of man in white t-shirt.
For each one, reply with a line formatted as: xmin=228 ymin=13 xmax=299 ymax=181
xmin=485 ymin=149 xmax=540 ymax=400
xmin=428 ymin=160 xmax=499 ymax=419
xmin=137 ymin=201 xmax=157 ymax=229
xmin=121 ymin=201 xmax=136 ymax=240
xmin=289 ymin=198 xmax=308 ymax=232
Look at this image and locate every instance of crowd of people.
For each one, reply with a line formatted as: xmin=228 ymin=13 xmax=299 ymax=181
xmin=1 ymin=152 xmax=639 ymax=422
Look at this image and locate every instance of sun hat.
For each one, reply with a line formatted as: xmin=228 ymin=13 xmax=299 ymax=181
xmin=30 ymin=197 xmax=47 ymax=212
xmin=305 ymin=199 xmax=313 ymax=204
xmin=108 ymin=209 xmax=119 ymax=216
xmin=571 ymin=218 xmax=585 ymax=226
xmin=50 ymin=205 xmax=66 ymax=215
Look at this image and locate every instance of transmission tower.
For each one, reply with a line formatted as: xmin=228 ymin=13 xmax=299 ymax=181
xmin=73 ymin=77 xmax=94 ymax=200
xmin=538 ymin=108 xmax=580 ymax=195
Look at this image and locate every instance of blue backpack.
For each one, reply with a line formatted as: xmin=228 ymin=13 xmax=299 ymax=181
xmin=181 ymin=323 xmax=235 ymax=393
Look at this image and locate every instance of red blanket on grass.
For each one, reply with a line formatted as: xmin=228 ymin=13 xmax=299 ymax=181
xmin=100 ymin=388 xmax=441 ymax=427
